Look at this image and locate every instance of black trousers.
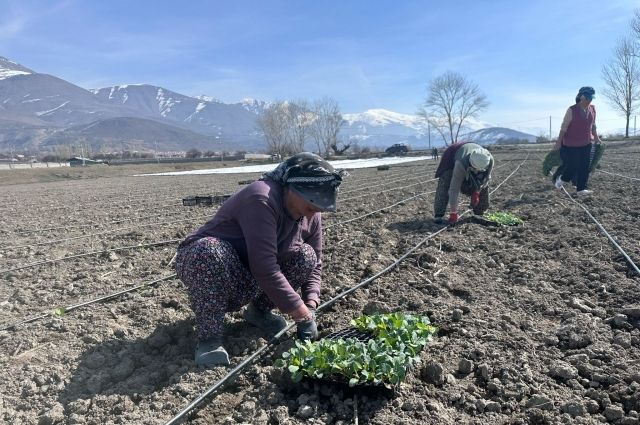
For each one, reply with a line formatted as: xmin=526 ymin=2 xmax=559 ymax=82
xmin=559 ymin=144 xmax=591 ymax=191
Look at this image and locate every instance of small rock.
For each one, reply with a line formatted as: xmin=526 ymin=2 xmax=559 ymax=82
xmin=604 ymin=406 xmax=625 ymax=421
xmin=622 ymin=306 xmax=640 ymax=318
xmin=525 ymin=396 xmax=553 ymax=411
xmin=452 ymin=309 xmax=463 ymax=322
xmin=362 ymin=301 xmax=392 ymax=315
xmin=297 ymin=405 xmax=314 ymax=419
xmin=485 ymin=401 xmax=501 ymax=413
xmin=548 ymin=360 xmax=578 ymax=380
xmin=477 ymin=363 xmax=490 ymax=381
xmin=458 ymin=359 xmax=474 ymax=375
xmin=38 ymin=402 xmax=65 ymax=425
xmin=612 ymin=333 xmax=632 ymax=348
xmin=561 ymin=401 xmax=586 ymax=417
xmin=421 ymin=362 xmax=445 ymax=385
xmin=613 ymin=314 xmax=628 ymax=327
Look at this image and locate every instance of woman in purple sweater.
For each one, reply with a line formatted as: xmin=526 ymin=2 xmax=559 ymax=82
xmin=176 ymin=152 xmax=346 ymax=366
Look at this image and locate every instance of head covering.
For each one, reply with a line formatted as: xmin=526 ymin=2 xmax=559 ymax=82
xmin=576 ymin=86 xmax=595 ymax=103
xmin=262 ymin=152 xmax=347 ymax=212
xmin=469 ymin=148 xmax=491 ymax=171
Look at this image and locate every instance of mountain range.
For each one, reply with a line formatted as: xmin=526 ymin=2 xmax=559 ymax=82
xmin=0 ymin=56 xmax=535 ymax=154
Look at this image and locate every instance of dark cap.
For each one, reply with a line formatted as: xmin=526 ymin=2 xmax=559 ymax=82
xmin=283 ymin=152 xmax=343 ymax=212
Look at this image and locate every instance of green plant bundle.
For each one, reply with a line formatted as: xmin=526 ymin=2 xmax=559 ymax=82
xmin=275 ymin=313 xmax=437 ymax=387
xmin=485 ymin=211 xmax=523 ymax=226
xmin=589 ymin=143 xmax=605 ymax=173
xmin=542 ymin=150 xmax=561 ymax=176
xmin=541 ymin=143 xmax=605 ymax=176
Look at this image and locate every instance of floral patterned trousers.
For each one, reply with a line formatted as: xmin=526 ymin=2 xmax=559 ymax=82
xmin=176 ymin=237 xmax=316 ymax=341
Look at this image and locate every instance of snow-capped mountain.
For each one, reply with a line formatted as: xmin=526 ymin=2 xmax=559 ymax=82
xmin=0 ymin=56 xmax=137 ymax=128
xmin=341 ymin=110 xmax=496 ymax=149
xmin=0 ymin=56 xmax=33 ymax=80
xmin=0 ymin=56 xmax=535 ymax=154
xmin=91 ymin=84 xmax=259 ymax=139
xmin=462 ymin=127 xmax=536 ymax=145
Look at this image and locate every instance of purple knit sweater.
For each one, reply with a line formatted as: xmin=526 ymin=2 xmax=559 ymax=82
xmin=179 ymin=179 xmax=322 ymax=313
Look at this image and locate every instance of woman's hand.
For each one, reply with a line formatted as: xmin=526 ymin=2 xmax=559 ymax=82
xmin=288 ymin=303 xmax=312 ymax=322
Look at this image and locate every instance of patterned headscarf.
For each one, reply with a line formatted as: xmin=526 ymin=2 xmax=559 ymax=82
xmin=262 ymin=152 xmax=348 ymax=212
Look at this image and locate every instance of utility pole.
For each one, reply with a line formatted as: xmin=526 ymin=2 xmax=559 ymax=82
xmin=549 ymin=116 xmax=552 ymax=141
xmin=427 ymin=120 xmax=431 ymax=150
xmin=80 ymin=143 xmax=86 ymax=166
xmin=154 ymin=140 xmax=159 ymax=164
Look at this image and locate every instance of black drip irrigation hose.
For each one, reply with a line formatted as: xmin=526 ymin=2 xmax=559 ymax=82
xmin=0 ymin=239 xmax=181 ymax=275
xmin=163 ymin=157 xmax=528 ymax=425
xmin=0 ymin=274 xmax=177 ymax=331
xmin=0 ymin=215 xmax=211 ymax=251
xmin=559 ymin=186 xmax=640 ymax=277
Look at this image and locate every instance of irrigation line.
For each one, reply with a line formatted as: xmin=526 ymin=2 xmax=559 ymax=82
xmin=327 ymin=191 xmax=434 ymax=229
xmin=597 ymin=169 xmax=640 ymax=182
xmin=11 ymin=207 xmax=211 ymax=236
xmin=0 ymin=214 xmax=213 ymax=251
xmin=1 ymin=172 xmax=437 ymax=250
xmin=6 ymin=167 xmax=428 ymax=238
xmin=0 ymin=274 xmax=177 ymax=331
xmin=0 ymin=239 xmax=181 ymax=275
xmin=341 ymin=177 xmax=437 ymax=202
xmin=559 ymin=186 xmax=640 ymax=277
xmin=2 ymin=162 xmax=515 ymax=274
xmin=340 ymin=169 xmax=433 ymax=196
xmin=163 ymin=157 xmax=528 ymax=425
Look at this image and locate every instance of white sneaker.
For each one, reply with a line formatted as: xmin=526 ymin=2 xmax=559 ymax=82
xmin=576 ymin=190 xmax=593 ymax=196
xmin=554 ymin=176 xmax=566 ymax=189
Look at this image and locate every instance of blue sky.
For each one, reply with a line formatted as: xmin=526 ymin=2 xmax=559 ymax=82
xmin=1 ymin=0 xmax=638 ymax=136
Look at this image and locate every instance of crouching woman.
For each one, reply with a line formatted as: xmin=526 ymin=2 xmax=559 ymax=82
xmin=176 ymin=152 xmax=346 ymax=367
xmin=433 ymin=142 xmax=494 ymax=224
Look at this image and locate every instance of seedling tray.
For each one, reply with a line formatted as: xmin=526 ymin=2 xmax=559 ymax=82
xmin=195 ymin=195 xmax=214 ymax=206
xmin=182 ymin=196 xmax=197 ymax=206
xmin=276 ymin=313 xmax=436 ymax=390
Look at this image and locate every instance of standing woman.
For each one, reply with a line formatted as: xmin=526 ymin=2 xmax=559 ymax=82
xmin=176 ymin=152 xmax=346 ymax=367
xmin=554 ymin=86 xmax=602 ymax=195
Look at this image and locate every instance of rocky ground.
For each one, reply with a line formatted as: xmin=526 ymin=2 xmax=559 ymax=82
xmin=0 ymin=142 xmax=639 ymax=425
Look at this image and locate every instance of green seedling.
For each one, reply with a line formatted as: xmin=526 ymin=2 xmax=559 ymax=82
xmin=485 ymin=211 xmax=523 ymax=226
xmin=52 ymin=307 xmax=66 ymax=316
xmin=275 ymin=313 xmax=437 ymax=386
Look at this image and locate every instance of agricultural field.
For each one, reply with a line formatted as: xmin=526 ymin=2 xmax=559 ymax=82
xmin=0 ymin=142 xmax=639 ymax=425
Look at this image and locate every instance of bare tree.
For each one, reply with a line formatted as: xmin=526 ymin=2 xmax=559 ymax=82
xmin=283 ymin=99 xmax=310 ymax=153
xmin=256 ymin=101 xmax=291 ymax=157
xmin=417 ymin=71 xmax=489 ymax=146
xmin=309 ymin=97 xmax=344 ymax=157
xmin=256 ymin=100 xmax=310 ymax=156
xmin=632 ymin=9 xmax=640 ymax=50
xmin=601 ymin=36 xmax=640 ymax=138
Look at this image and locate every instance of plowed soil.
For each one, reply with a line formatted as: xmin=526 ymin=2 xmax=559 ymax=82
xmin=1 ymin=142 xmax=639 ymax=425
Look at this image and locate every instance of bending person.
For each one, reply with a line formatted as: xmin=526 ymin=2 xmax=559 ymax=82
xmin=433 ymin=142 xmax=493 ymax=224
xmin=176 ymin=152 xmax=346 ymax=366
